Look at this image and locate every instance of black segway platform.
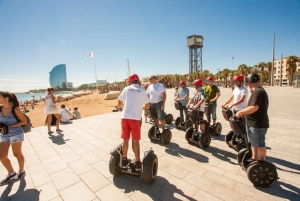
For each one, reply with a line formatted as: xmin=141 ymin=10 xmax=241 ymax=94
xmin=204 ymin=104 xmax=222 ymax=136
xmin=147 ymin=108 xmax=172 ymax=145
xmin=222 ymin=107 xmax=246 ymax=152
xmin=109 ymin=144 xmax=158 ymax=184
xmin=174 ymin=101 xmax=192 ymax=131
xmin=185 ymin=109 xmax=211 ymax=149
xmin=231 ymin=116 xmax=278 ymax=188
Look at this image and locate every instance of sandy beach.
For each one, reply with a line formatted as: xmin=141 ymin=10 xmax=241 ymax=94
xmin=26 ymin=92 xmax=118 ymax=127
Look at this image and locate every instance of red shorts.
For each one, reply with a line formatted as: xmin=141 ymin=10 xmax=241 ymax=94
xmin=121 ymin=119 xmax=141 ymax=141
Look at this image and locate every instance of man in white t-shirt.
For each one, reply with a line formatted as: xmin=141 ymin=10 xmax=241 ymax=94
xmin=59 ymin=104 xmax=71 ymax=123
xmin=146 ymin=75 xmax=167 ymax=131
xmin=117 ymin=74 xmax=150 ymax=171
xmin=222 ymin=75 xmax=248 ymax=113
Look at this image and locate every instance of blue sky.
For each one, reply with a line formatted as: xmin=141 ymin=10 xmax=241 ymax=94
xmin=1 ymin=0 xmax=299 ymax=92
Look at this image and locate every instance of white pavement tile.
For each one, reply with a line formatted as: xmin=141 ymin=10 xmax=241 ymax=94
xmin=59 ymin=181 xmax=96 ymax=201
xmin=68 ymin=158 xmax=93 ymax=175
xmin=95 ymin=184 xmax=131 ymax=201
xmin=49 ymin=168 xmax=81 ymax=190
xmin=36 ymin=182 xmax=60 ymax=201
xmin=80 ymin=169 xmax=110 ymax=192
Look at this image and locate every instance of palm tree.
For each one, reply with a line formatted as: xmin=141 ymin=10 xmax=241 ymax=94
xmin=266 ymin=62 xmax=272 ymax=85
xmin=257 ymin=62 xmax=266 ymax=85
xmin=202 ymin=70 xmax=210 ymax=80
xmin=236 ymin=64 xmax=247 ymax=78
xmin=286 ymin=55 xmax=300 ymax=86
xmin=221 ymin=68 xmax=230 ymax=87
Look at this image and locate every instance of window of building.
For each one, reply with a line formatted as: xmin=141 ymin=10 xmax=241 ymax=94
xmin=274 ymin=75 xmax=276 ymax=78
xmin=274 ymin=62 xmax=276 ymax=64
xmin=282 ymin=61 xmax=284 ymax=64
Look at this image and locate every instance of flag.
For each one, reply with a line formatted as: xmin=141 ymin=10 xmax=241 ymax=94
xmin=86 ymin=52 xmax=94 ymax=58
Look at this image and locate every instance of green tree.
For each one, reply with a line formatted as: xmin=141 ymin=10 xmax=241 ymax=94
xmin=286 ymin=55 xmax=300 ymax=86
xmin=257 ymin=62 xmax=266 ymax=85
xmin=221 ymin=68 xmax=230 ymax=87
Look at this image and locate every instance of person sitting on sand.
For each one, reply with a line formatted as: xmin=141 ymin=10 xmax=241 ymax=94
xmin=68 ymin=108 xmax=75 ymax=120
xmin=22 ymin=106 xmax=29 ymax=113
xmin=59 ymin=104 xmax=70 ymax=123
xmin=73 ymin=107 xmax=81 ymax=119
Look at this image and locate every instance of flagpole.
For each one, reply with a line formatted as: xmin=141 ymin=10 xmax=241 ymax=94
xmin=271 ymin=34 xmax=275 ymax=86
xmin=93 ymin=51 xmax=100 ymax=103
xmin=127 ymin=59 xmax=130 ymax=76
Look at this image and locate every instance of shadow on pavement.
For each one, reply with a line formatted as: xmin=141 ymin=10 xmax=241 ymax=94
xmin=256 ymin=181 xmax=299 ymax=201
xmin=202 ymin=146 xmax=237 ymax=164
xmin=164 ymin=143 xmax=209 ymax=163
xmin=48 ymin=133 xmax=70 ymax=145
xmin=113 ymin=175 xmax=197 ymax=201
xmin=0 ymin=179 xmax=40 ymax=201
xmin=267 ymin=156 xmax=300 ymax=175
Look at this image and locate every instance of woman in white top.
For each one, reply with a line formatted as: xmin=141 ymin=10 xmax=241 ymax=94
xmin=44 ymin=88 xmax=62 ymax=134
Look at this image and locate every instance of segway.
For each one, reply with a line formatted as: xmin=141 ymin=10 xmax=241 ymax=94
xmin=185 ymin=109 xmax=211 ymax=149
xmin=109 ymin=144 xmax=158 ymax=184
xmin=148 ymin=108 xmax=172 ymax=145
xmin=222 ymin=107 xmax=246 ymax=152
xmin=174 ymin=101 xmax=192 ymax=131
xmin=145 ymin=109 xmax=173 ymax=125
xmin=203 ymin=104 xmax=222 ymax=136
xmin=230 ymin=116 xmax=278 ymax=187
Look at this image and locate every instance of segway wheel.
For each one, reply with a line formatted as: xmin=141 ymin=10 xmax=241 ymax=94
xmin=175 ymin=117 xmax=181 ymax=129
xmin=213 ymin=123 xmax=222 ymax=136
xmin=246 ymin=161 xmax=278 ymax=187
xmin=237 ymin=148 xmax=251 ymax=166
xmin=165 ymin=114 xmax=173 ymax=125
xmin=198 ymin=133 xmax=211 ymax=149
xmin=237 ymin=139 xmax=246 ymax=151
xmin=185 ymin=120 xmax=193 ymax=131
xmin=148 ymin=126 xmax=155 ymax=140
xmin=225 ymin=131 xmax=234 ymax=146
xmin=185 ymin=127 xmax=194 ymax=142
xmin=109 ymin=155 xmax=121 ymax=176
xmin=143 ymin=154 xmax=158 ymax=184
xmin=161 ymin=129 xmax=172 ymax=145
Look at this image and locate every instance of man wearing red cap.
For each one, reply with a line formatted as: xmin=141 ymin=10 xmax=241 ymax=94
xmin=205 ymin=76 xmax=221 ymax=125
xmin=117 ymin=74 xmax=150 ymax=171
xmin=222 ymin=75 xmax=248 ymax=114
xmin=174 ymin=81 xmax=189 ymax=122
xmin=187 ymin=79 xmax=206 ymax=134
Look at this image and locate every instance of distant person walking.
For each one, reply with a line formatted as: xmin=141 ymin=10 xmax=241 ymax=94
xmin=0 ymin=91 xmax=27 ymax=185
xmin=44 ymin=88 xmax=62 ymax=134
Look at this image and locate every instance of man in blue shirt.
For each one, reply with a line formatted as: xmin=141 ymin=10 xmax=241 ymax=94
xmin=175 ymin=81 xmax=189 ymax=122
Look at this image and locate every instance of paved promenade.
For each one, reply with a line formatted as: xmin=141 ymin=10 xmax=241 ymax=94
xmin=0 ymin=86 xmax=299 ymax=201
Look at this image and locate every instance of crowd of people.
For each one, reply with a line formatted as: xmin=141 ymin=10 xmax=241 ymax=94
xmin=116 ymin=72 xmax=269 ymax=171
xmin=0 ymin=72 xmax=268 ymax=187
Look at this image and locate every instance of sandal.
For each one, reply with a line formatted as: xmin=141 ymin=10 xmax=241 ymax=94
xmin=56 ymin=129 xmax=63 ymax=132
xmin=48 ymin=131 xmax=54 ymax=135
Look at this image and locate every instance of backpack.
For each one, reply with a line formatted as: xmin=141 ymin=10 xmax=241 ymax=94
xmin=0 ymin=106 xmax=32 ymax=133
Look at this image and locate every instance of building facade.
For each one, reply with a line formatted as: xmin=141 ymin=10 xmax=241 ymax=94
xmin=49 ymin=64 xmax=67 ymax=89
xmin=273 ymin=58 xmax=300 ymax=85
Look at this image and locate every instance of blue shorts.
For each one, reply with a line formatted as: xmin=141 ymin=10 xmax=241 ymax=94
xmin=150 ymin=101 xmax=166 ymax=121
xmin=0 ymin=134 xmax=24 ymax=143
xmin=246 ymin=125 xmax=267 ymax=147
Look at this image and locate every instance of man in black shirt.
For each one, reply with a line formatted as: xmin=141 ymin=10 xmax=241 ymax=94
xmin=236 ymin=73 xmax=269 ymax=161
